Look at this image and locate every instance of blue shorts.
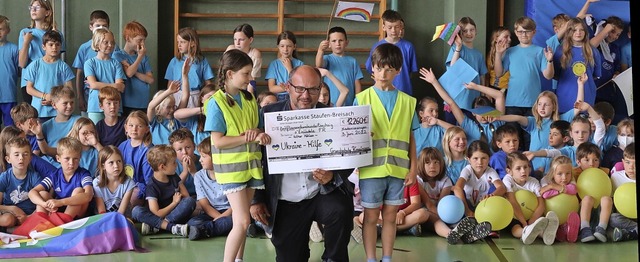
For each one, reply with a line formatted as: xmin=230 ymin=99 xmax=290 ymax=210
xmin=220 ymin=178 xmax=265 ymax=195
xmin=359 ymin=177 xmax=405 ymax=208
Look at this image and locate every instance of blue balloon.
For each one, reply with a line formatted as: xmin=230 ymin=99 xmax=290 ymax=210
xmin=437 ymin=195 xmax=465 ymax=224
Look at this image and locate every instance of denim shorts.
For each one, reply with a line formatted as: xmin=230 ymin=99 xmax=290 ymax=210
xmin=359 ymin=176 xmax=405 ymax=208
xmin=220 ymin=177 xmax=265 ymax=195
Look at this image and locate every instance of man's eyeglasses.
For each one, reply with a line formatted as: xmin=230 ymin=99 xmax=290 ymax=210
xmin=288 ymin=82 xmax=320 ymax=95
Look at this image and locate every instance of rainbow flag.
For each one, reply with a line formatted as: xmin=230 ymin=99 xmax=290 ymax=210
xmin=431 ymin=22 xmax=460 ymax=46
xmin=0 ymin=213 xmax=140 ymax=258
xmin=334 ymin=1 xmax=374 ymax=22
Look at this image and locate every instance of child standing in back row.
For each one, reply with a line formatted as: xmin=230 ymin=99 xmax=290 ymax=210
xmin=165 ymin=27 xmax=214 ymax=108
xmin=266 ymin=31 xmax=304 ymax=101
xmin=365 ymin=10 xmax=417 ymax=96
xmin=316 ymin=26 xmax=363 ymax=106
xmin=0 ymin=15 xmax=19 ymax=127
xmin=84 ymin=28 xmax=126 ymax=124
xmin=113 ymin=21 xmax=154 ymax=116
xmin=355 ymin=43 xmax=418 ymax=262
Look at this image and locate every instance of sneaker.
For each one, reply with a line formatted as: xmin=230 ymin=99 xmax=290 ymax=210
xmin=172 ymin=224 xmax=190 ymax=237
xmin=141 ymin=223 xmax=159 ymax=235
xmin=188 ymin=226 xmax=203 ymax=240
xmin=612 ymin=228 xmax=639 ymax=242
xmin=461 ymin=221 xmax=492 ymax=244
xmin=247 ymin=223 xmax=258 ymax=238
xmin=309 ymin=221 xmax=324 ymax=242
xmin=265 ymin=230 xmax=273 ymax=239
xmin=579 ymin=227 xmax=596 ymax=243
xmin=407 ymin=224 xmax=422 ymax=237
xmin=543 ymin=211 xmax=559 ymax=245
xmin=565 ymin=212 xmax=580 ymax=243
xmin=522 ymin=217 xmax=548 ymax=244
xmin=446 ymin=217 xmax=477 ymax=244
xmin=351 ymin=221 xmax=363 ymax=244
xmin=593 ymin=226 xmax=607 ymax=242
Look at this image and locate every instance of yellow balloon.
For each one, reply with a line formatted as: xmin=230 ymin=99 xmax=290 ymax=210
xmin=475 ymin=196 xmax=514 ymax=230
xmin=545 ymin=193 xmax=580 ymax=224
xmin=514 ymin=190 xmax=538 ymax=220
xmin=577 ymin=168 xmax=612 ymax=208
xmin=614 ymin=183 xmax=637 ymax=219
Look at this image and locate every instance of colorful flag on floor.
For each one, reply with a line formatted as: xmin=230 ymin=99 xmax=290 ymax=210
xmin=432 ymin=22 xmax=460 ymax=46
xmin=0 ymin=212 xmax=141 ymax=259
xmin=334 ymin=1 xmax=375 ymax=22
xmin=612 ymin=67 xmax=633 ymax=115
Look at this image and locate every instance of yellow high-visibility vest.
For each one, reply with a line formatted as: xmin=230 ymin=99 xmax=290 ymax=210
xmin=210 ymin=90 xmax=262 ymax=183
xmin=357 ymin=88 xmax=416 ymax=179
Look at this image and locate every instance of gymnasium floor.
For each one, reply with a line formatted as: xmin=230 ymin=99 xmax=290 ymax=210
xmin=4 ymin=231 xmax=638 ymax=262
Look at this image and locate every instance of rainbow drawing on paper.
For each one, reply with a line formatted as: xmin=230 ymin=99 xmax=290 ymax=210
xmin=431 ymin=22 xmax=460 ymax=46
xmin=334 ymin=1 xmax=374 ymax=22
xmin=336 ymin=7 xmax=371 ymax=22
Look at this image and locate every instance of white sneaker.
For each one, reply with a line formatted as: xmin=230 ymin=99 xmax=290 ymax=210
xmin=141 ymin=223 xmax=159 ymax=235
xmin=522 ymin=217 xmax=548 ymax=245
xmin=172 ymin=224 xmax=190 ymax=237
xmin=543 ymin=211 xmax=560 ymax=245
xmin=309 ymin=221 xmax=324 ymax=242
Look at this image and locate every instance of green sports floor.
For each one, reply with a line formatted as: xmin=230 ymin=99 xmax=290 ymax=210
xmin=3 ymin=231 xmax=638 ymax=262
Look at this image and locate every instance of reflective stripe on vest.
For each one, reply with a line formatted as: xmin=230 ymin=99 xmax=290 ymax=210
xmin=357 ymin=88 xmax=416 ymax=179
xmin=210 ymin=90 xmax=262 ymax=183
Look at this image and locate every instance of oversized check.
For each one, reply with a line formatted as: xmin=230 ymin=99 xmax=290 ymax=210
xmin=264 ymin=105 xmax=372 ymax=174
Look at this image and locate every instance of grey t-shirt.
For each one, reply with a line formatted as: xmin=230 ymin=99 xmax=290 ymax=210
xmin=92 ymin=176 xmax=136 ymax=212
xmin=194 ymin=169 xmax=230 ymax=211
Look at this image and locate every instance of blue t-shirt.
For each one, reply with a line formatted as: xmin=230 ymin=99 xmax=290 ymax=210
xmin=502 ymin=45 xmax=548 ymax=107
xmin=489 ymin=150 xmax=508 ymax=181
xmin=557 ymin=145 xmax=578 ymax=167
xmin=92 ymin=176 xmax=135 ymax=213
xmin=150 ymin=118 xmax=183 ymax=146
xmin=594 ymin=42 xmax=621 ymax=88
xmin=28 ymin=153 xmax=56 ymax=176
xmin=96 ymin=117 xmax=127 ymax=147
xmin=145 ymin=175 xmax=181 ymax=209
xmin=176 ymin=156 xmax=202 ymax=196
xmin=204 ymin=93 xmax=244 ymax=134
xmin=193 ymin=169 xmax=230 ymax=211
xmin=365 ymin=39 xmax=418 ymax=95
xmin=621 ymin=42 xmax=632 ymax=67
xmin=446 ymin=158 xmax=468 ymax=184
xmin=553 ymin=46 xmax=602 ymax=113
xmin=444 ymin=45 xmax=488 ymax=109
xmin=164 ymin=56 xmax=215 ymax=91
xmin=80 ymin=147 xmax=99 ymax=178
xmin=112 ymin=50 xmax=152 ymax=108
xmin=414 ymin=125 xmax=446 ymax=155
xmin=27 ymin=135 xmax=40 ymax=153
xmin=460 ymin=116 xmax=505 ymax=145
xmin=352 ymin=88 xmax=419 ymax=129
xmin=39 ymin=167 xmax=92 ymax=199
xmin=0 ymin=168 xmax=43 ymax=214
xmin=18 ymin=28 xmax=66 ymax=86
xmin=118 ymin=139 xmax=154 ymax=199
xmin=23 ymin=58 xmax=75 ymax=117
xmin=0 ymin=42 xmax=19 ymax=103
xmin=42 ymin=115 xmax=81 ymax=147
xmin=84 ymin=57 xmax=127 ymax=113
xmin=322 ymin=54 xmax=363 ymax=106
xmin=265 ymin=58 xmax=304 ymax=96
